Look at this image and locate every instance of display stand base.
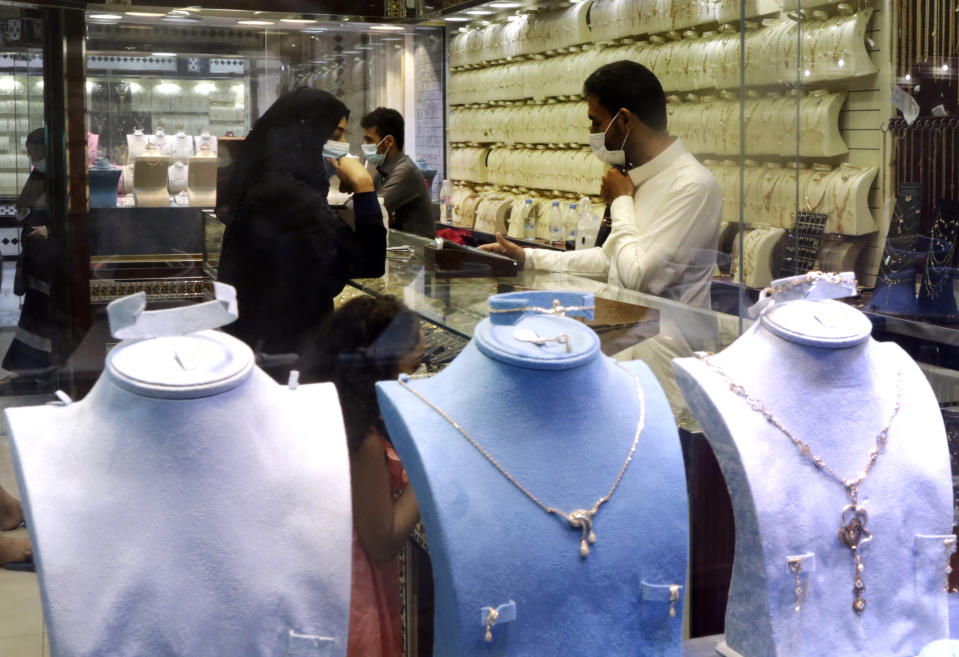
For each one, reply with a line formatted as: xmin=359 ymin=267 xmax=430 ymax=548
xmin=716 ymin=640 xmax=744 ymax=657
xmin=950 ymin=594 xmax=959 ymax=638
xmin=683 ymin=634 xmax=725 ymax=657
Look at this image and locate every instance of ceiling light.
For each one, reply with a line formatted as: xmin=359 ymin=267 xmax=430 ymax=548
xmin=125 ymin=11 xmax=165 ymax=17
xmin=487 ymin=2 xmax=522 ymax=7
xmin=89 ymin=13 xmax=123 ymax=20
xmin=168 ymin=9 xmax=191 ymax=15
xmin=162 ymin=16 xmax=200 ymax=22
xmin=301 ymin=27 xmax=326 ymax=33
xmin=237 ymin=20 xmax=274 ymax=25
xmin=465 ymin=9 xmax=493 ymax=14
xmin=381 ymin=37 xmax=403 ymax=41
xmin=444 ymin=16 xmax=469 ymax=21
xmin=370 ymin=24 xmax=404 ymax=30
xmin=355 ymin=45 xmax=372 ymax=49
xmin=340 ymin=50 xmax=360 ymax=54
xmin=152 ymin=52 xmax=176 ymax=57
xmin=280 ymin=18 xmax=317 ymax=23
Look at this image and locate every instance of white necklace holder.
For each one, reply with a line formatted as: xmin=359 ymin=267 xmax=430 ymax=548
xmin=194 ymin=131 xmax=218 ymax=155
xmin=708 ymin=162 xmax=879 ymax=237
xmin=473 ymin=195 xmax=511 ymax=234
xmin=167 ymin=160 xmax=188 ymax=195
xmin=448 ymin=10 xmax=874 ymax=91
xmin=673 ymin=273 xmax=954 ymax=657
xmin=152 ymin=128 xmax=173 ymax=158
xmin=730 ymin=226 xmax=786 ymax=288
xmin=377 ymin=291 xmax=688 ymax=656
xmin=126 ymin=130 xmax=148 ymax=164
xmin=133 ymin=143 xmax=172 ymax=207
xmin=6 ymin=283 xmax=353 ymax=657
xmin=169 ymin=131 xmax=195 ymax=163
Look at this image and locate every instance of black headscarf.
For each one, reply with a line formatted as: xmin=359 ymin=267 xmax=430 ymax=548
xmin=217 ymin=87 xmax=387 ymax=361
xmin=223 ymin=87 xmax=348 ymax=220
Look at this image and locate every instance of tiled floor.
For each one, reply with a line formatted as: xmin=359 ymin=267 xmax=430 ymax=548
xmin=1 ymin=399 xmax=52 ymax=657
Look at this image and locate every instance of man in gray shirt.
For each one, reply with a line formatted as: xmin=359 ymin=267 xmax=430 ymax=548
xmin=360 ymin=107 xmax=435 ymax=238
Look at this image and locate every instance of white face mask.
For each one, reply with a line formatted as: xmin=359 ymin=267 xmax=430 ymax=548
xmin=588 ymin=110 xmax=629 ymax=167
xmin=361 ymin=137 xmax=387 ymax=167
xmin=322 ymin=140 xmax=351 ymax=160
xmin=32 ymin=159 xmax=46 ymax=174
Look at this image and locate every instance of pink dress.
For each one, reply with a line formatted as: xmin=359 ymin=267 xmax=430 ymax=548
xmin=347 ymin=436 xmax=407 ymax=657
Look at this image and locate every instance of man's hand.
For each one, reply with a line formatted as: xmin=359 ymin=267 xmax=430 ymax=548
xmin=331 ymin=156 xmax=374 ymax=194
xmin=600 ymin=167 xmax=634 ymax=205
xmin=478 ymin=232 xmax=526 ymax=269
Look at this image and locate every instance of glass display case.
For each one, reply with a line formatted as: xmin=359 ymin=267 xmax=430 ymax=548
xmin=6 ymin=0 xmax=959 ymax=655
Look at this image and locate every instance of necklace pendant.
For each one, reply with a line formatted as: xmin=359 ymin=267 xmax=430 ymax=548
xmin=567 ymin=509 xmax=596 ymax=558
xmin=838 ymin=505 xmax=870 ymax=551
xmin=839 ymin=505 xmax=872 ymax=614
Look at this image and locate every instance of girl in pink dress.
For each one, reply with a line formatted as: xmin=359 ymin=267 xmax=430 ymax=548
xmin=308 ymin=295 xmax=425 ymax=657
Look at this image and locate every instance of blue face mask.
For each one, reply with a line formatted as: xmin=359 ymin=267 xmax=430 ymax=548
xmin=361 ymin=137 xmax=387 ymax=167
xmin=323 ymin=158 xmax=337 ymax=181
xmin=322 ymin=140 xmax=351 ymax=160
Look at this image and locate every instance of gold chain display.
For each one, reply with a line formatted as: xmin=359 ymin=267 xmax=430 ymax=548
xmin=397 ymin=361 xmax=645 ymax=559
xmin=696 ymin=352 xmax=904 ymax=613
xmin=487 ymin=299 xmax=595 ymax=316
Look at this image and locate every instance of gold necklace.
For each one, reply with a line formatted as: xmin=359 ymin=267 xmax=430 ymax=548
xmin=696 ymin=352 xmax=903 ymax=614
xmin=831 ymin=176 xmax=854 ymax=232
xmin=802 ymin=171 xmax=828 ymax=211
xmin=761 ymin=168 xmax=782 ymax=210
xmin=397 ymin=359 xmax=645 ymax=559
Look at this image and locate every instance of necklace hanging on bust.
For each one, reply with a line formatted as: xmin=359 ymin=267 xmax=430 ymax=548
xmin=696 ymin=352 xmax=903 ymax=614
xmin=397 ymin=336 xmax=645 ymax=559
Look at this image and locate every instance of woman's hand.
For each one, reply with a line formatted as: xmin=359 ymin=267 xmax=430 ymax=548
xmin=332 ymin=156 xmax=374 ymax=194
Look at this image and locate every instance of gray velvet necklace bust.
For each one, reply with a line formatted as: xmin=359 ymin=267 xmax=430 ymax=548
xmin=7 ymin=285 xmax=353 ymax=657
xmin=673 ymin=273 xmax=954 ymax=657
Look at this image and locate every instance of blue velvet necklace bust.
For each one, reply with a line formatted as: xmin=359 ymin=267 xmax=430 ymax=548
xmin=377 ymin=291 xmax=689 ymax=656
xmin=674 ymin=273 xmax=954 ymax=657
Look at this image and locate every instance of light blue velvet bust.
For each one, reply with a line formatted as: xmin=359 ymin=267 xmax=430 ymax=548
xmin=376 ymin=291 xmax=689 ymax=656
xmin=6 ymin=285 xmax=353 ymax=657
xmin=673 ymin=274 xmax=954 ymax=657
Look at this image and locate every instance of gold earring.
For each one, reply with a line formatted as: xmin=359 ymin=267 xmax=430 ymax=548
xmin=484 ymin=607 xmax=499 ymax=643
xmin=788 ymin=557 xmax=803 ymax=613
xmin=668 ymin=585 xmax=680 ymax=617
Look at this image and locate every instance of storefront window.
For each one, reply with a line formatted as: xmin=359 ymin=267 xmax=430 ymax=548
xmin=3 ymin=0 xmax=959 ymax=655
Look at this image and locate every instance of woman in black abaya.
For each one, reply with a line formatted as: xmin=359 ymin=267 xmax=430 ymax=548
xmin=218 ymin=87 xmax=386 ymax=361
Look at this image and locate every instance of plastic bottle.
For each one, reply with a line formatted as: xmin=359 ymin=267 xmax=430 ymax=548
xmin=522 ymin=199 xmax=536 ymax=241
xmin=548 ymin=201 xmax=565 ymax=248
xmin=439 ymin=180 xmax=453 ymax=225
xmin=565 ymin=202 xmax=578 ymax=249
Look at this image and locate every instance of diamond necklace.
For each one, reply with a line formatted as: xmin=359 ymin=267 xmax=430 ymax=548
xmin=397 ymin=361 xmax=645 ymax=559
xmin=696 ymin=352 xmax=903 ymax=613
